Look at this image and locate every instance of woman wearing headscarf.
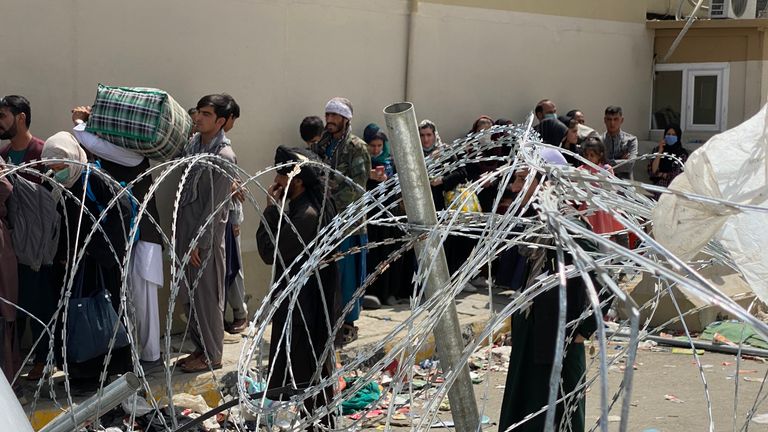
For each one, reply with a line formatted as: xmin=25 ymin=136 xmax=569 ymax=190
xmin=362 ymin=125 xmax=410 ymax=306
xmin=441 ymin=116 xmax=497 ymax=291
xmin=499 ymin=148 xmax=609 ymax=432
xmin=0 ymin=169 xmax=20 ymax=389
xmin=648 ymin=124 xmax=688 ymax=198
xmin=42 ymin=131 xmax=132 ymax=394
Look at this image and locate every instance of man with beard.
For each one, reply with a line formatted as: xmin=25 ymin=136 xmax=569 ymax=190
xmin=0 ymin=95 xmax=55 ymax=380
xmin=257 ymin=146 xmax=338 ymax=430
xmin=310 ymin=97 xmax=370 ymax=344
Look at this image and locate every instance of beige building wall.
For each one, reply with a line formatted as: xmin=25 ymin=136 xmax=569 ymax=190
xmin=407 ymin=2 xmax=653 ymax=141
xmin=652 ymin=22 xmax=768 ymax=141
xmin=0 ymin=0 xmax=653 ymax=329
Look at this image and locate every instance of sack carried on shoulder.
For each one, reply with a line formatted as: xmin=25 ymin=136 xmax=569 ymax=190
xmin=66 ymin=264 xmax=129 ymax=363
xmin=86 ymin=84 xmax=192 ymax=161
xmin=444 ymin=186 xmax=482 ymax=213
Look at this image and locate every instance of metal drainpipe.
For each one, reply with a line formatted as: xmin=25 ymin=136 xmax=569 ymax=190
xmin=383 ymin=102 xmax=480 ymax=432
xmin=404 ymin=0 xmax=418 ymax=101
xmin=40 ymin=373 xmax=141 ymax=432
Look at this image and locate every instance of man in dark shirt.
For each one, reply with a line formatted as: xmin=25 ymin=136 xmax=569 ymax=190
xmin=0 ymin=95 xmax=55 ymax=380
xmin=0 ymin=95 xmax=45 ymax=178
xmin=533 ymin=99 xmax=568 ymax=146
xmin=257 ymin=146 xmax=337 ymax=429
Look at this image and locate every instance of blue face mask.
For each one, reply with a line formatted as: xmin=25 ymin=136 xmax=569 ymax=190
xmin=544 ymin=113 xmax=557 ymax=120
xmin=54 ymin=167 xmax=70 ymax=183
xmin=664 ymin=135 xmax=678 ymax=146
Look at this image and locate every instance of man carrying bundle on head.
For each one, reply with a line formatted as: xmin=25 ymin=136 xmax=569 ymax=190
xmin=70 ymin=105 xmax=165 ymax=371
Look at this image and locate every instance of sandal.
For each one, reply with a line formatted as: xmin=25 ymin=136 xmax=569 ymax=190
xmin=174 ymin=351 xmax=202 ymax=368
xmin=180 ymin=356 xmax=222 ymax=373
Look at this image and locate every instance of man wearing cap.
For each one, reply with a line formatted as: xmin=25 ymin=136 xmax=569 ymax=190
xmin=499 ymin=147 xmax=608 ymax=432
xmin=311 ymin=97 xmax=371 ymax=344
xmin=257 ymin=146 xmax=338 ymax=428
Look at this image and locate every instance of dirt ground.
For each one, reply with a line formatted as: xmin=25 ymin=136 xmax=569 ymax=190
xmin=349 ymin=344 xmax=768 ymax=431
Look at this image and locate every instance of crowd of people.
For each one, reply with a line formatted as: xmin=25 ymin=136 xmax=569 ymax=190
xmin=0 ymin=92 xmax=690 ymax=429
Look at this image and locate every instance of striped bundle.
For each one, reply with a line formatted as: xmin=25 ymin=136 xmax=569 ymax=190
xmin=86 ymin=84 xmax=192 ymax=161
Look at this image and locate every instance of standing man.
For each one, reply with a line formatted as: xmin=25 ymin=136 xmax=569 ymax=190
xmin=602 ymin=105 xmax=638 ymax=179
xmin=175 ymin=94 xmax=238 ymax=372
xmin=310 ymin=97 xmax=370 ymax=345
xmin=256 ymin=146 xmax=338 ymax=429
xmin=533 ymin=99 xmax=568 ymax=146
xmin=70 ymin=105 xmax=165 ymax=369
xmin=0 ymin=95 xmax=55 ymax=380
xmin=220 ymin=94 xmax=248 ymax=334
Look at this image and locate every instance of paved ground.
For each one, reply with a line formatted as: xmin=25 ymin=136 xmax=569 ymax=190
xmin=18 ymin=286 xmax=768 ymax=431
xmin=19 ymin=289 xmax=508 ymax=429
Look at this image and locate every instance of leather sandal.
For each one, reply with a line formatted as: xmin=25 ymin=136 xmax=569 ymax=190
xmin=180 ymin=356 xmax=222 ymax=373
xmin=174 ymin=351 xmax=202 ymax=368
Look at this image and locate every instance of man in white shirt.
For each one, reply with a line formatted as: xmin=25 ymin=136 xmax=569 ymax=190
xmin=71 ymin=106 xmax=164 ymax=369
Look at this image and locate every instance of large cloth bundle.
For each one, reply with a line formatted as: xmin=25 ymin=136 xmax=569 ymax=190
xmin=86 ymin=84 xmax=192 ymax=161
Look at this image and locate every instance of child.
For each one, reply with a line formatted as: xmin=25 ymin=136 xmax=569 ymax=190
xmin=577 ymin=137 xmax=624 ymax=237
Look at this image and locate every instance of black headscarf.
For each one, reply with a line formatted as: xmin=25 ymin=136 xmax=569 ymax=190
xmin=657 ymin=125 xmax=689 ymax=172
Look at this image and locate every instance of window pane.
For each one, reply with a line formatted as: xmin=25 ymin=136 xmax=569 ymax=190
xmin=652 ymin=71 xmax=682 ymax=131
xmin=692 ymin=74 xmax=718 ymax=125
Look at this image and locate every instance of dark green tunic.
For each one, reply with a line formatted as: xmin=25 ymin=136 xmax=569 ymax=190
xmin=499 ymin=227 xmax=604 ymax=432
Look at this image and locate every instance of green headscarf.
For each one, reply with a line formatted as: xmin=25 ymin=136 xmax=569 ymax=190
xmin=363 ymin=123 xmax=391 ymax=165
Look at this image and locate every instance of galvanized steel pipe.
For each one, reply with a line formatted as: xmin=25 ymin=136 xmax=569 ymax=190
xmin=40 ymin=372 xmax=141 ymax=432
xmin=383 ymin=102 xmax=480 ymax=432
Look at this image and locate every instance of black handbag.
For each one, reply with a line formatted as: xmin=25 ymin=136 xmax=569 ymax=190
xmin=66 ymin=263 xmax=129 ymax=363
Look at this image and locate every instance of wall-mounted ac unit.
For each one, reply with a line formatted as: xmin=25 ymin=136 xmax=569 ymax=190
xmin=710 ymin=0 xmax=758 ymax=18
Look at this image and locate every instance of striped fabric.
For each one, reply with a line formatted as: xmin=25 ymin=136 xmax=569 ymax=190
xmin=86 ymin=84 xmax=192 ymax=161
xmin=87 ymin=85 xmax=166 ymax=142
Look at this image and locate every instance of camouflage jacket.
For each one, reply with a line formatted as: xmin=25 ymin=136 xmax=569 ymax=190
xmin=312 ymin=131 xmax=371 ymax=235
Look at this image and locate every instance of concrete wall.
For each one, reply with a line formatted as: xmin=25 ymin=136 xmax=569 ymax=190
xmin=407 ymin=2 xmax=653 ymax=142
xmin=0 ymin=0 xmax=653 ymax=327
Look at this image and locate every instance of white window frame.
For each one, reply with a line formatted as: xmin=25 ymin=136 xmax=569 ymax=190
xmin=654 ymin=62 xmax=729 ymax=132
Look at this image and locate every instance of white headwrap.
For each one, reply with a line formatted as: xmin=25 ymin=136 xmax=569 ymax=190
xmin=42 ymin=131 xmax=87 ymax=188
xmin=325 ymin=97 xmax=353 ymax=119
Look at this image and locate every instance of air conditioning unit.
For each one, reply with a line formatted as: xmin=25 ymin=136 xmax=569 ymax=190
xmin=710 ymin=0 xmax=758 ymax=18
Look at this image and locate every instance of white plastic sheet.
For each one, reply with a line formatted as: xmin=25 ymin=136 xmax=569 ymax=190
xmin=653 ymin=104 xmax=768 ymax=303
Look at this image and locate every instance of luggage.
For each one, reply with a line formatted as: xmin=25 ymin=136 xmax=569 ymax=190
xmin=86 ymin=84 xmax=192 ymax=161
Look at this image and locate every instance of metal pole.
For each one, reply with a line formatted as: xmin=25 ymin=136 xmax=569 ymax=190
xmin=40 ymin=372 xmax=142 ymax=432
xmin=383 ymin=102 xmax=480 ymax=432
